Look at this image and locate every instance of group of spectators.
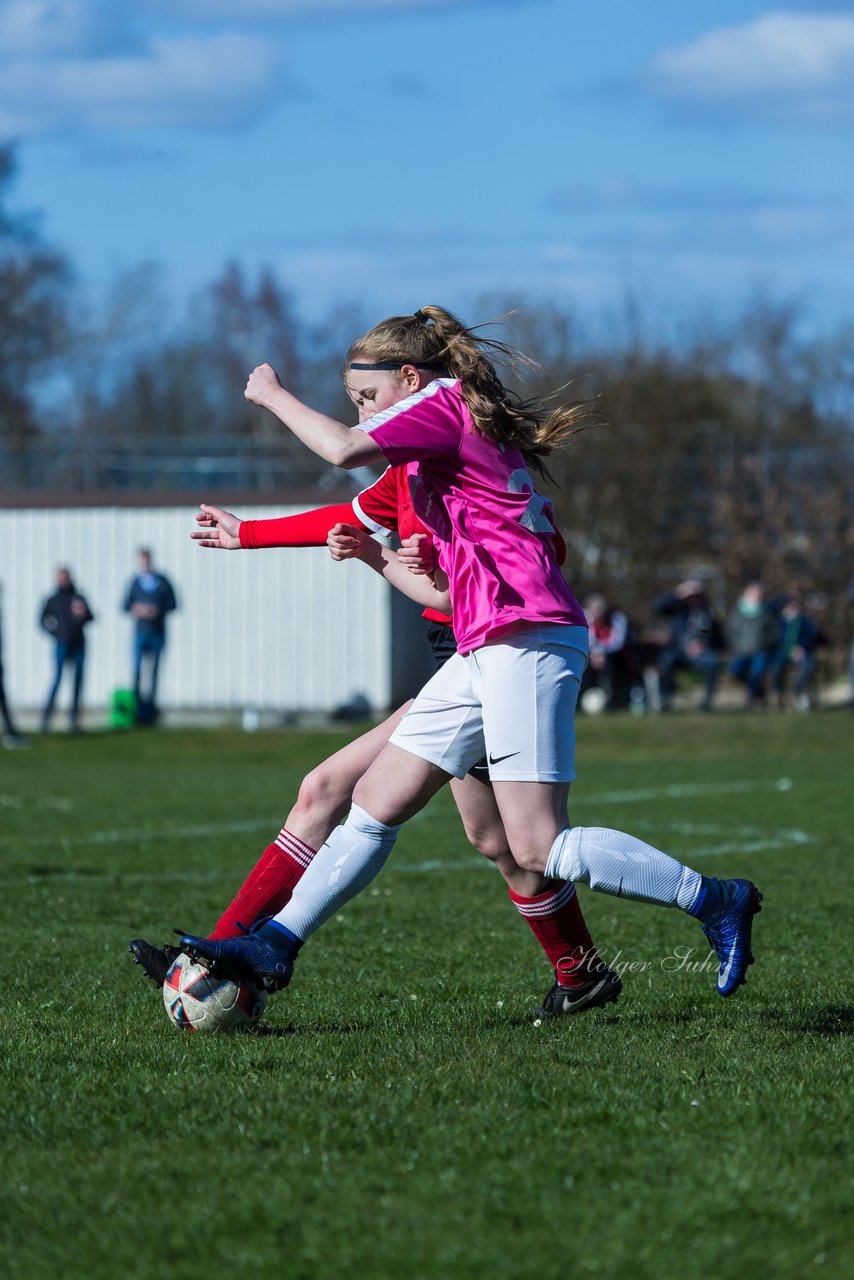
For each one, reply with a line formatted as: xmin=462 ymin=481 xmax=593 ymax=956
xmin=580 ymin=578 xmax=832 ymax=714
xmin=1 ymin=553 xmax=849 ymax=744
xmin=0 ymin=548 xmax=177 ymax=744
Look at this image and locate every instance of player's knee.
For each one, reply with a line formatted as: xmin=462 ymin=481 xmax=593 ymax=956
xmin=464 ymin=824 xmax=508 ymax=863
xmin=506 ymin=842 xmax=549 ymax=874
xmin=294 ymin=764 xmax=350 ymax=829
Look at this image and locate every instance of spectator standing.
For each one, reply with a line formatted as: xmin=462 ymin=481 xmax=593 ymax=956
xmin=1 ymin=581 xmax=25 ymax=746
xmin=123 ymin=548 xmax=177 ymax=724
xmin=725 ymin=582 xmax=780 ymax=709
xmin=39 ymin=567 xmax=94 ymax=733
xmin=653 ymin=579 xmax=723 ymax=712
xmin=767 ymin=592 xmax=825 ymax=711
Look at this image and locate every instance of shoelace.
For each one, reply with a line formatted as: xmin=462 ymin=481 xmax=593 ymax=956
xmin=233 ymin=913 xmax=273 ymax=936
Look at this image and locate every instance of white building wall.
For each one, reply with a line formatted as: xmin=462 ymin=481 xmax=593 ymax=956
xmin=0 ymin=505 xmax=398 ymax=716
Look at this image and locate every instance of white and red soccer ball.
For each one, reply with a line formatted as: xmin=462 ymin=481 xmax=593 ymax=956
xmin=163 ymin=951 xmax=267 ymax=1033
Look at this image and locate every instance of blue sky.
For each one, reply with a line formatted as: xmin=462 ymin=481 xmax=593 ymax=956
xmin=3 ymin=0 xmax=853 ymax=328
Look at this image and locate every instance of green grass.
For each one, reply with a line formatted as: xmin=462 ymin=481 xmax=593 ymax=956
xmin=1 ymin=712 xmax=851 ymax=1280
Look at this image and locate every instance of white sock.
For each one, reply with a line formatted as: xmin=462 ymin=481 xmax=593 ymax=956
xmin=545 ymin=825 xmax=702 ymax=910
xmin=272 ymin=803 xmax=401 ymax=940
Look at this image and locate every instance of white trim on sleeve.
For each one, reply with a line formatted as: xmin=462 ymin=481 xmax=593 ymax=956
xmin=352 ymin=492 xmax=393 ymax=535
xmin=357 ymin=378 xmax=459 ymax=436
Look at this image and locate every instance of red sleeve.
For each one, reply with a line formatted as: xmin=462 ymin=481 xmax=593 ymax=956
xmin=351 ymin=466 xmax=401 ymax=534
xmin=240 ymin=502 xmax=365 ymax=549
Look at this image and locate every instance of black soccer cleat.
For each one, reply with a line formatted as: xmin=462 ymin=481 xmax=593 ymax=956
xmin=533 ymin=966 xmax=623 ymax=1018
xmin=128 ymin=938 xmax=181 ymax=988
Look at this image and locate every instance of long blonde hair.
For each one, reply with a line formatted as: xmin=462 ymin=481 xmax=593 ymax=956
xmin=345 ymin=305 xmax=597 ymax=474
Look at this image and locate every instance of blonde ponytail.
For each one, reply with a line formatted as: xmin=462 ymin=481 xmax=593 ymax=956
xmin=346 ymin=306 xmax=600 ymax=473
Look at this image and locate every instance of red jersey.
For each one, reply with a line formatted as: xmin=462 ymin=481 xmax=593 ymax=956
xmin=353 ymin=468 xmax=450 ymax=624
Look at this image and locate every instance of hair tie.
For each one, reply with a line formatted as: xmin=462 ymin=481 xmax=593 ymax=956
xmin=413 ymin=309 xmax=428 ymax=323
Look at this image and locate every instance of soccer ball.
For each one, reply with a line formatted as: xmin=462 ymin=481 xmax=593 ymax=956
xmin=580 ymin=685 xmax=609 ymax=715
xmin=162 ymin=951 xmax=267 ymax=1033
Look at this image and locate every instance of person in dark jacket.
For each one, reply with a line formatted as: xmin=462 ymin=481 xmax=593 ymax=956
xmin=653 ymin=579 xmax=723 ymax=711
xmin=123 ymin=548 xmax=177 ymax=724
xmin=39 ymin=567 xmax=94 ymax=732
xmin=725 ymin=581 xmax=780 ymax=709
xmin=767 ymin=592 xmax=825 ymax=710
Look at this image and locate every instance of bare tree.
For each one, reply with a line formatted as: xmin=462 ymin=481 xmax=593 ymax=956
xmin=0 ymin=146 xmax=72 ymax=487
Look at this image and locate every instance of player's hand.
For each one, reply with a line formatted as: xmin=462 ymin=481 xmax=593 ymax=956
xmin=191 ymin=504 xmax=242 ymax=550
xmin=397 ymin=533 xmax=433 ymax=575
xmin=327 ymin=522 xmax=369 ymax=561
xmin=244 ymin=363 xmax=283 ymax=408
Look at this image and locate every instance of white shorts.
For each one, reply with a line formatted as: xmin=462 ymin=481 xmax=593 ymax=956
xmin=389 ymin=624 xmax=588 ymax=782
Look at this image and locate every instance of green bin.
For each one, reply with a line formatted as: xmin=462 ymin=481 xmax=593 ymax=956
xmin=109 ymin=688 xmax=138 ymax=729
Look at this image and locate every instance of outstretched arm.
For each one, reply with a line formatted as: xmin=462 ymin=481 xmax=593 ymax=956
xmin=245 ymin=365 xmax=383 ymax=469
xmin=191 ymin=502 xmax=367 ymax=550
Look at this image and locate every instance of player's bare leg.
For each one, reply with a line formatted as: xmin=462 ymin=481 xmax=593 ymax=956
xmin=131 ymin=705 xmax=411 ymax=983
xmin=179 ymin=744 xmax=448 ymax=985
xmin=488 ymin=780 xmax=571 ymax=873
xmin=284 ymin=702 xmax=411 ymax=851
xmin=450 ymin=773 xmax=545 ymax=896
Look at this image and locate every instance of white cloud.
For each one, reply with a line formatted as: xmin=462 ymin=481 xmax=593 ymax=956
xmin=0 ymin=32 xmax=284 ymax=135
xmin=645 ymin=11 xmax=854 ymax=125
xmin=546 ymin=179 xmax=853 ymax=262
xmin=237 ymin=233 xmax=844 ymax=331
xmin=0 ymin=0 xmax=103 ymax=56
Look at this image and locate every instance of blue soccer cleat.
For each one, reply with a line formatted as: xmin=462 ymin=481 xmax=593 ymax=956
xmin=694 ymin=877 xmax=763 ymax=997
xmin=176 ymin=918 xmax=301 ymax=994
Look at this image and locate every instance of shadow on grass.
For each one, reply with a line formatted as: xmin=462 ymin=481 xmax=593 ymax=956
xmin=243 ymin=1005 xmax=854 ymax=1039
xmin=27 ymin=865 xmax=101 ymax=878
xmin=760 ymin=1005 xmax=854 ymax=1037
xmin=477 ymin=1008 xmax=627 ymax=1032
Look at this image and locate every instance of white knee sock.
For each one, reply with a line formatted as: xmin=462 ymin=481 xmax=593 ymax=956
xmin=545 ymin=826 xmax=702 ymax=910
xmin=272 ymin=803 xmax=402 ymax=940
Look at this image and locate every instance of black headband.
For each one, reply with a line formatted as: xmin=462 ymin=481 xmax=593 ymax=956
xmin=349 ymin=360 xmax=443 ymax=371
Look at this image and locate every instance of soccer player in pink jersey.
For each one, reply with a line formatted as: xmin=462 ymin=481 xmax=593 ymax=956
xmin=181 ymin=306 xmax=762 ymax=1002
xmin=131 ymin=466 xmax=620 ymax=1017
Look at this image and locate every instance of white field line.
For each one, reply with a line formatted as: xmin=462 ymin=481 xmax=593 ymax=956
xmin=1 ymin=778 xmax=807 ymax=880
xmin=570 ymin=780 xmax=788 ymax=805
xmin=0 ymin=817 xmax=279 ymax=854
xmin=5 ymin=819 xmax=811 ymax=887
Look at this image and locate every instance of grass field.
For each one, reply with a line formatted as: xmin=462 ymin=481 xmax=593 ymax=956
xmin=1 ymin=711 xmax=850 ymax=1280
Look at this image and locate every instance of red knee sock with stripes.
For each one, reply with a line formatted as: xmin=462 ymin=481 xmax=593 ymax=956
xmin=208 ymin=827 xmax=317 ymax=940
xmin=508 ymin=881 xmax=601 ymax=988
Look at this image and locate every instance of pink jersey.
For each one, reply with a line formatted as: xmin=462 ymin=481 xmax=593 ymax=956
xmin=356 ymin=378 xmax=587 ymax=654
